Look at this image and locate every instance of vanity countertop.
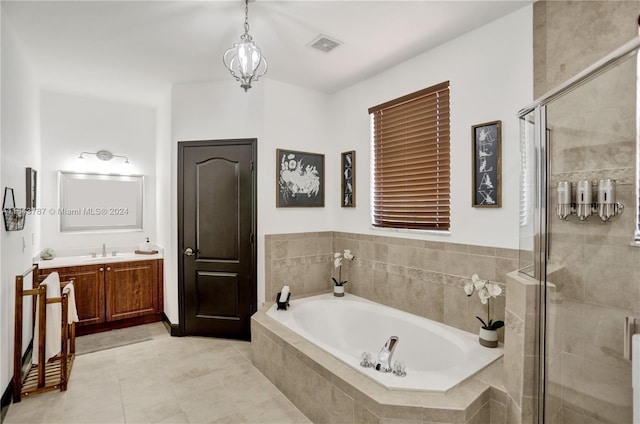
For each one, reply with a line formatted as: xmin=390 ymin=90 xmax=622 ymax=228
xmin=36 ymin=251 xmax=163 ymax=270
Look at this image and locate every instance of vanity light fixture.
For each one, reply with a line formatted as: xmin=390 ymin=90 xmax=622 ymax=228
xmin=222 ymin=0 xmax=268 ymax=92
xmin=76 ymin=150 xmax=131 ymax=174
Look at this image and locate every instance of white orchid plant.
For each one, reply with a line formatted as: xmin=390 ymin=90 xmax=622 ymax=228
xmin=332 ymin=249 xmax=355 ymax=286
xmin=464 ymin=274 xmax=504 ymax=331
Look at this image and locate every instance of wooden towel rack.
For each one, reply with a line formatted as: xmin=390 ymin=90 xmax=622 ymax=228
xmin=13 ymin=264 xmax=76 ymax=402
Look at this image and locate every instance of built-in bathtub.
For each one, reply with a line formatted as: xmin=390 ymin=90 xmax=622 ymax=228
xmin=266 ymin=293 xmax=503 ymax=392
xmin=252 ymin=293 xmax=508 ymax=423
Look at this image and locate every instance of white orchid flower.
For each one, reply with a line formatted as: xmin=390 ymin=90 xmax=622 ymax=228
xmin=486 ymin=282 xmax=502 ymax=297
xmin=478 ymin=288 xmax=490 ymax=304
xmin=334 ymin=252 xmax=342 ymax=258
xmin=334 ymin=257 xmax=343 ymax=269
xmin=463 ymin=282 xmax=474 ymax=296
xmin=343 ymin=249 xmax=354 ymax=260
xmin=464 ymin=273 xmax=504 ymax=332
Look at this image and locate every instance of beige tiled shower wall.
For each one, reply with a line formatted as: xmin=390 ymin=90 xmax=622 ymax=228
xmin=534 ymin=2 xmax=640 ymax=423
xmin=504 ymin=271 xmax=539 ymax=424
xmin=265 ymin=231 xmax=520 ymax=341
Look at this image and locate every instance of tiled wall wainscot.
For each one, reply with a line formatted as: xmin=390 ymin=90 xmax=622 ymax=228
xmin=266 ymin=232 xmax=519 ymax=341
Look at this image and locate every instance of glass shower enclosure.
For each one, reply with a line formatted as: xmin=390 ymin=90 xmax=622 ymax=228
xmin=518 ymin=35 xmax=640 ymax=423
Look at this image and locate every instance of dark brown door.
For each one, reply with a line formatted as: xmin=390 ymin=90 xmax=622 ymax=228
xmin=178 ymin=139 xmax=256 ymax=340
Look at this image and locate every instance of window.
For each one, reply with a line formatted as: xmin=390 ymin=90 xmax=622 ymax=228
xmin=369 ymin=81 xmax=450 ymax=230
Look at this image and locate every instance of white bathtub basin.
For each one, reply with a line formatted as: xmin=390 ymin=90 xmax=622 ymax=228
xmin=266 ymin=293 xmax=503 ymax=392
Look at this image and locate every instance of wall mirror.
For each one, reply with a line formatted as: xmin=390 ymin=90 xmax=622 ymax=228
xmin=59 ymin=172 xmax=143 ymax=232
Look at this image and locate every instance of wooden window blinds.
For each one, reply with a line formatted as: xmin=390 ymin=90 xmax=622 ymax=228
xmin=369 ymin=81 xmax=450 ymax=230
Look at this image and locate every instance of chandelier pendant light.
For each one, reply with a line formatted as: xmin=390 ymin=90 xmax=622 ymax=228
xmin=223 ymin=0 xmax=268 ymax=92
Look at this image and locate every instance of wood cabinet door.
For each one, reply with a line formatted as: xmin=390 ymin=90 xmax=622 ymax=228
xmin=105 ymin=260 xmax=158 ymax=321
xmin=39 ymin=265 xmax=105 ymax=327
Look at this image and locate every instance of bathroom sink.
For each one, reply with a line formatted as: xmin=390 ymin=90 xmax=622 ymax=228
xmin=82 ymin=256 xmax=108 ymax=263
xmin=37 ymin=250 xmax=162 ymax=270
xmin=82 ymin=252 xmax=137 ymax=262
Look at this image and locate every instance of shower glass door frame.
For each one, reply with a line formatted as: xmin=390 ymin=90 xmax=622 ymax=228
xmin=517 ymin=35 xmax=640 ymax=424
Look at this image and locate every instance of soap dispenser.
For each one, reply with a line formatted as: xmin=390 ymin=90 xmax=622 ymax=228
xmin=139 ymin=237 xmax=151 ymax=252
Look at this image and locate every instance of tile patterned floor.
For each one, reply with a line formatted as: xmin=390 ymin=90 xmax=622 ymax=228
xmin=5 ymin=323 xmax=311 ymax=424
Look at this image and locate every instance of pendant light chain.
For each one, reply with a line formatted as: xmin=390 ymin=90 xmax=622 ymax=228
xmin=243 ymin=0 xmax=250 ymax=37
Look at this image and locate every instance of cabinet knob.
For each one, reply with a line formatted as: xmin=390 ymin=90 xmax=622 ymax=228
xmin=99 ymin=268 xmax=104 ymax=272
xmin=107 ymin=267 xmax=111 ymax=271
xmin=184 ymin=247 xmax=196 ymax=256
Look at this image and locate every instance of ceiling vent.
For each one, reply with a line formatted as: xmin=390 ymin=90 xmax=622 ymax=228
xmin=309 ymin=35 xmax=342 ymax=53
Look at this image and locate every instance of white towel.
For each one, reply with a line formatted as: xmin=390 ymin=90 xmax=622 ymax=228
xmin=279 ymin=286 xmax=290 ymax=303
xmin=33 ymin=272 xmax=62 ymax=364
xmin=62 ymin=283 xmax=79 ymax=324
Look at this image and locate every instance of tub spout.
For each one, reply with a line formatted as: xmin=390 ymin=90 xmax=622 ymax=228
xmin=374 ymin=336 xmax=399 ymax=373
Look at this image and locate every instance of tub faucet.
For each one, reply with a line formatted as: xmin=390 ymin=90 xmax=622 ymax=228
xmin=374 ymin=336 xmax=399 ymax=373
xmin=101 ymin=243 xmax=106 ymax=257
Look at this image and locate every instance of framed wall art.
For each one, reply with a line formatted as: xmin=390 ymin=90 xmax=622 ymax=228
xmin=341 ymin=151 xmax=355 ymax=207
xmin=471 ymin=120 xmax=501 ymax=208
xmin=276 ymin=149 xmax=325 ymax=207
xmin=26 ymin=167 xmax=37 ymax=210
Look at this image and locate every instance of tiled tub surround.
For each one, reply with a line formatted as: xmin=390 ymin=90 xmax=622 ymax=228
xmin=504 ymin=271 xmax=539 ymax=424
xmin=265 ymin=232 xmax=519 ymax=342
xmin=252 ymin=306 xmax=508 ymax=424
xmin=263 ymin=232 xmax=519 ymax=423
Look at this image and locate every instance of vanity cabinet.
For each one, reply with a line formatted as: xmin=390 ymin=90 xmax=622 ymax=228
xmin=38 ymin=264 xmax=105 ymax=326
xmin=105 ymin=260 xmax=159 ymax=321
xmin=38 ymin=259 xmax=163 ymax=334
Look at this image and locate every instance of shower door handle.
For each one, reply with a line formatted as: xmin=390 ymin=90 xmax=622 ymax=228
xmin=624 ymin=316 xmax=640 ymax=360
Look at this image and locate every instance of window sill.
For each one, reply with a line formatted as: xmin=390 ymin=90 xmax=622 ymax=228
xmin=369 ymin=225 xmax=451 ymax=237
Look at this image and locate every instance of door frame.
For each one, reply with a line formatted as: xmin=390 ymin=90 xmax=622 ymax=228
xmin=177 ymin=138 xmax=257 ymax=337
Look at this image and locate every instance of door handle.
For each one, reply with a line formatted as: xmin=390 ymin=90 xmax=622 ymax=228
xmin=184 ymin=247 xmax=196 ymax=256
xmin=624 ymin=316 xmax=640 ymax=360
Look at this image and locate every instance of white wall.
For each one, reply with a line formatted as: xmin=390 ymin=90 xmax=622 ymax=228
xmin=155 ymin=88 xmax=174 ymax=323
xmin=1 ymin=5 xmax=533 ymax=338
xmin=0 ymin=16 xmax=41 ymax=396
xmin=168 ymin=6 xmax=532 ymax=313
xmin=330 ymin=6 xmax=533 ymax=249
xmin=169 ymin=78 xmax=332 ymax=320
xmin=39 ymin=91 xmax=158 ymax=252
xmin=169 ymin=79 xmax=265 ymax=323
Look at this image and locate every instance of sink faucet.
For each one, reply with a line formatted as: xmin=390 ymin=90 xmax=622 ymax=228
xmin=102 ymin=243 xmax=106 ymax=257
xmin=374 ymin=336 xmax=399 ymax=373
